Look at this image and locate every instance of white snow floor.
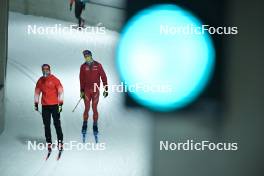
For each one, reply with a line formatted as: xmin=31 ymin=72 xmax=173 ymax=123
xmin=0 ymin=12 xmax=152 ymax=176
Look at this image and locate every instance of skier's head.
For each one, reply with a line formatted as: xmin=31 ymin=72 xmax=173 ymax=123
xmin=42 ymin=64 xmax=51 ymax=77
xmin=83 ymin=50 xmax=93 ymax=64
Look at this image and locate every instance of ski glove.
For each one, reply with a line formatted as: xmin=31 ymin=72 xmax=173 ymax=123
xmin=103 ymin=90 xmax=108 ymax=98
xmin=58 ymin=104 xmax=63 ymax=113
xmin=103 ymin=86 xmax=108 ymax=98
xmin=80 ymin=91 xmax=85 ymax=99
xmin=34 ymin=103 xmax=38 ymax=111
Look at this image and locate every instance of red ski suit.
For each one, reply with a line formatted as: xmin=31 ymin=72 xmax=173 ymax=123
xmin=34 ymin=75 xmax=64 ymax=105
xmin=79 ymin=61 xmax=107 ymax=121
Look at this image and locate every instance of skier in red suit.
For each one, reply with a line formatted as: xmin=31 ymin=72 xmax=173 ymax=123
xmin=34 ymin=64 xmax=64 ymax=152
xmin=79 ymin=50 xmax=108 ymax=141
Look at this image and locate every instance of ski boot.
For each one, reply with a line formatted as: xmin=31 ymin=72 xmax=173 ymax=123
xmin=46 ymin=143 xmax=52 ymax=160
xmin=57 ymin=141 xmax=63 ymax=160
xmin=80 ymin=19 xmax=85 ymax=28
xmin=82 ymin=121 xmax=88 ymax=143
xmin=93 ymin=122 xmax=99 ymax=143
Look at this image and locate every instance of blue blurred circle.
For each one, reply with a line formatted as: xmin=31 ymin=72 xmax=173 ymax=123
xmin=116 ymin=4 xmax=215 ymax=111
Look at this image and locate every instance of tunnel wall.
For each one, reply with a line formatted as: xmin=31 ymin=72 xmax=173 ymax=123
xmin=153 ymin=0 xmax=264 ymax=176
xmin=9 ymin=0 xmax=125 ymax=31
xmin=0 ymin=0 xmax=8 ymax=134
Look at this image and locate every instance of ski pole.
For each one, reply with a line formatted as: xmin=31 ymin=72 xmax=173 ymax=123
xmin=72 ymin=98 xmax=82 ymax=112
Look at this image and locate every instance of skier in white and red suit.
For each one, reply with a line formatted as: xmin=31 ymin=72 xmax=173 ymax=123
xmin=79 ymin=50 xmax=108 ymax=137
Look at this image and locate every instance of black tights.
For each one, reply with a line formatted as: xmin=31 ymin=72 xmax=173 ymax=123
xmin=75 ymin=0 xmax=85 ymax=27
xmin=42 ymin=105 xmax=63 ymax=144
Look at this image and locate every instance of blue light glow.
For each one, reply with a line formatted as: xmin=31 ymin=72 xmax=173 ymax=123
xmin=116 ymin=4 xmax=215 ymax=111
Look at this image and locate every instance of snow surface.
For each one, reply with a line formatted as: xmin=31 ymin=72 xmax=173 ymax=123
xmin=0 ymin=12 xmax=152 ymax=176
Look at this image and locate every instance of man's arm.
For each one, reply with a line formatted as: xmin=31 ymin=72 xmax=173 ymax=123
xmin=70 ymin=0 xmax=75 ymax=5
xmin=70 ymin=0 xmax=75 ymax=11
xmin=79 ymin=65 xmax=85 ymax=92
xmin=99 ymin=64 xmax=108 ymax=87
xmin=55 ymin=79 xmax=64 ymax=105
xmin=34 ymin=79 xmax=41 ymax=111
xmin=55 ymin=78 xmax=64 ymax=113
xmin=79 ymin=65 xmax=86 ymax=99
xmin=99 ymin=64 xmax=108 ymax=97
